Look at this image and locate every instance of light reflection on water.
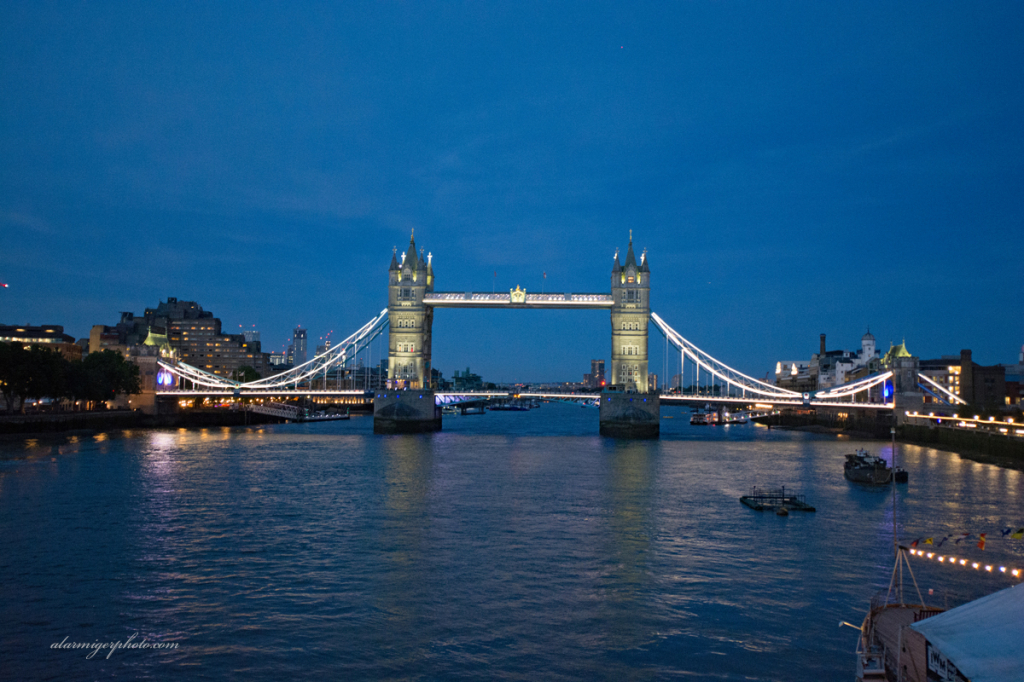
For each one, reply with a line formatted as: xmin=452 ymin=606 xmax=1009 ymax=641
xmin=1 ymin=405 xmax=1022 ymax=681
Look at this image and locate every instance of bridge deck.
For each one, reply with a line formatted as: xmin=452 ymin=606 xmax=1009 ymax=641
xmin=423 ymin=292 xmax=613 ymax=308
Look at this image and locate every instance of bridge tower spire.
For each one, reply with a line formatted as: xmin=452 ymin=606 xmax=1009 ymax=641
xmin=387 ymin=232 xmax=434 ymax=389
xmin=610 ymin=233 xmax=650 ymax=392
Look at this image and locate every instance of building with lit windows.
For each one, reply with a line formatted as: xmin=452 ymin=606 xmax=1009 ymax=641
xmin=0 ymin=324 xmax=82 ymax=361
xmin=293 ymin=327 xmax=307 ymax=367
xmin=920 ymin=350 xmax=1005 ymax=408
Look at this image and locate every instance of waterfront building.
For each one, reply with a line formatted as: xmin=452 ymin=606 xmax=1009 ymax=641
xmin=242 ymin=329 xmax=260 ymax=344
xmin=103 ymin=297 xmax=276 ymax=379
xmin=590 ymin=359 xmax=605 ymax=387
xmin=169 ymin=317 xmax=270 ymax=379
xmin=812 ymin=331 xmax=879 ymax=389
xmin=88 ymin=311 xmax=153 ymax=355
xmin=775 ymin=360 xmax=814 ymax=393
xmin=774 ymin=331 xmax=879 ymax=392
xmin=920 ymin=349 xmax=1005 ymax=408
xmin=997 ymin=345 xmax=1023 ymax=406
xmin=0 ymin=324 xmax=83 ymax=361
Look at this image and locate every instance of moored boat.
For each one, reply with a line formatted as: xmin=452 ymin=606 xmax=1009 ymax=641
xmin=844 ymin=449 xmax=892 ymax=485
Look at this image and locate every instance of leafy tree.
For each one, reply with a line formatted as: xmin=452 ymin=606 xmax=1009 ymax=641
xmin=67 ymin=350 xmax=141 ymax=404
xmin=24 ymin=346 xmax=68 ymax=405
xmin=231 ymin=365 xmax=260 ymax=383
xmin=0 ymin=342 xmax=31 ymax=415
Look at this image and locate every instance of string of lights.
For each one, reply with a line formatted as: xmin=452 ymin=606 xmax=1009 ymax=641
xmin=908 ymin=548 xmax=1022 ymax=579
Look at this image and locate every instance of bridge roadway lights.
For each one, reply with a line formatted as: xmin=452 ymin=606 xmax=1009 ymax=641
xmin=373 ymin=390 xmax=442 ymax=434
xmin=599 ymin=392 xmax=660 ymax=439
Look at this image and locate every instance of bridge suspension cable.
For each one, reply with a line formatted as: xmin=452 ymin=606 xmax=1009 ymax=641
xmin=812 ymin=370 xmax=893 ymax=400
xmin=649 ymin=312 xmax=802 ymax=400
xmin=159 ymin=308 xmax=390 ymax=391
xmin=917 ymin=373 xmax=967 ymax=405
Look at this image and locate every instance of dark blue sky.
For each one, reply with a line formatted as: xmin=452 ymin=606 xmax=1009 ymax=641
xmin=2 ymin=2 xmax=1022 ymax=382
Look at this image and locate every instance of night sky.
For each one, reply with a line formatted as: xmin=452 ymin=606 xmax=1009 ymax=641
xmin=2 ymin=2 xmax=1022 ymax=383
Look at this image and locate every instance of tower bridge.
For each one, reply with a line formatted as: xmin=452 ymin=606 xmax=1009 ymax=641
xmin=157 ymin=232 xmax=934 ymax=438
xmin=386 ymin=230 xmax=652 ymax=397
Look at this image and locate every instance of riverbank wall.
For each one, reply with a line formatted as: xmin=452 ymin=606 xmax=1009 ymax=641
xmin=0 ymin=409 xmax=290 ymax=436
xmin=897 ymin=423 xmax=1024 ymax=465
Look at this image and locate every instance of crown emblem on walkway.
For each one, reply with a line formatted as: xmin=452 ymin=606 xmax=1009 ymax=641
xmin=510 ymin=285 xmax=526 ymax=303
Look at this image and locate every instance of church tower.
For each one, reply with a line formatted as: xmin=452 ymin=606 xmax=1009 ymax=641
xmin=387 ymin=232 xmax=434 ymax=388
xmin=610 ymin=233 xmax=650 ymax=392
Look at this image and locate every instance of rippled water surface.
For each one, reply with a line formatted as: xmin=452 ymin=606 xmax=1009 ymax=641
xmin=2 ymin=404 xmax=1022 ymax=680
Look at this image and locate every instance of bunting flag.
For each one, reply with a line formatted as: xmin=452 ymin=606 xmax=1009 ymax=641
xmin=907 ymin=528 xmax=1022 ymax=547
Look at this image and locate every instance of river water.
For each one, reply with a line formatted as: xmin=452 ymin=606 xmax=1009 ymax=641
xmin=1 ymin=403 xmax=1022 ymax=681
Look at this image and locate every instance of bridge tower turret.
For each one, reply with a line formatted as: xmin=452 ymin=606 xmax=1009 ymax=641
xmin=387 ymin=231 xmax=434 ymax=388
xmin=610 ymin=233 xmax=650 ymax=392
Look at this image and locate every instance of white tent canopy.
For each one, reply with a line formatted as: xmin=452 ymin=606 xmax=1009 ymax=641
xmin=910 ymin=584 xmax=1024 ymax=682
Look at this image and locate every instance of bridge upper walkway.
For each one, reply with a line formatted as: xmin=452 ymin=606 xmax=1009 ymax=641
xmin=423 ymin=292 xmax=613 ymax=308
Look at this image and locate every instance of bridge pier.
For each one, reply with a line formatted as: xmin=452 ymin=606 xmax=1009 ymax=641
xmin=599 ymin=391 xmax=660 ymax=439
xmin=373 ymin=390 xmax=442 ymax=434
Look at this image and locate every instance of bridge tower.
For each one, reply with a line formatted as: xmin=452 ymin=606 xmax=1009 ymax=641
xmin=387 ymin=232 xmax=434 ymax=389
xmin=610 ymin=233 xmax=650 ymax=392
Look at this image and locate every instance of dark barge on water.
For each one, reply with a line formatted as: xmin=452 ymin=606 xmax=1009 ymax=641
xmin=740 ymin=486 xmax=816 ymax=512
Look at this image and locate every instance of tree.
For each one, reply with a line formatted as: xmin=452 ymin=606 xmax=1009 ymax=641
xmin=231 ymin=365 xmax=260 ymax=383
xmin=24 ymin=346 xmax=68 ymax=406
xmin=0 ymin=342 xmax=31 ymax=415
xmin=67 ymin=350 xmax=141 ymax=405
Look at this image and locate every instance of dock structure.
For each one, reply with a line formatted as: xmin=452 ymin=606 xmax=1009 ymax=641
xmin=740 ymin=486 xmax=816 ymax=512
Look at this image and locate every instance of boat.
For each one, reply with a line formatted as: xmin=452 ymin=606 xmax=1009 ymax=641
xmin=462 ymin=405 xmax=485 ymax=415
xmin=739 ymin=486 xmax=815 ymax=512
xmin=487 ymin=400 xmax=530 ymax=411
xmin=299 ymin=411 xmax=350 ymax=422
xmin=720 ymin=409 xmax=749 ymax=425
xmin=844 ymin=449 xmax=892 ymax=485
xmin=849 ymin=432 xmax=945 ymax=682
xmin=690 ymin=405 xmax=717 ymax=425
